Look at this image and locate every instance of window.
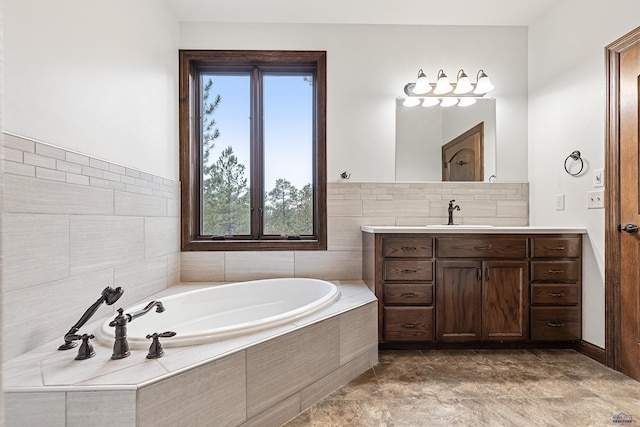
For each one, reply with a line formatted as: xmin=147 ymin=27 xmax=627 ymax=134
xmin=179 ymin=50 xmax=327 ymax=251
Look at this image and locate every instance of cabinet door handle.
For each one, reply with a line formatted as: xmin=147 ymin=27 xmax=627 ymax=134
xmin=548 ymin=269 xmax=565 ymax=274
xmin=400 ymin=292 xmax=417 ymax=298
xmin=401 ymin=269 xmax=418 ymax=274
xmin=474 ymin=245 xmax=492 ymax=251
xmin=477 ymin=268 xmax=482 ymax=281
xmin=401 ymin=323 xmax=417 ymax=329
xmin=548 ymin=322 xmax=565 ymax=328
xmin=401 ymin=246 xmax=417 ymax=252
xmin=545 ymin=246 xmax=566 ymax=251
xmin=485 ymin=268 xmax=490 ymax=281
xmin=548 ymin=292 xmax=565 ymax=297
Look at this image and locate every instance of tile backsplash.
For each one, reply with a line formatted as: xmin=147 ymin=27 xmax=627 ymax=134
xmin=181 ymin=181 xmax=529 ymax=282
xmin=1 ymin=133 xmax=180 ymax=360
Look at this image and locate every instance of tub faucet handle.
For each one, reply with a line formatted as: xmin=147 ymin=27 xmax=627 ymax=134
xmin=66 ymin=333 xmax=96 ymax=360
xmin=145 ymin=331 xmax=177 ymax=359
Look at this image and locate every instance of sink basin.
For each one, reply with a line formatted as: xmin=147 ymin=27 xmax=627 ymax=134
xmin=426 ymin=224 xmax=495 ymax=228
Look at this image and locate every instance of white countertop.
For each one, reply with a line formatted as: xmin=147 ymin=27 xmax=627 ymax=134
xmin=361 ymin=225 xmax=587 ymax=234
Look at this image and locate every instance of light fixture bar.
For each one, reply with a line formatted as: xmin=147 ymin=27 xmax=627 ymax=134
xmin=403 ymin=68 xmax=494 ymax=98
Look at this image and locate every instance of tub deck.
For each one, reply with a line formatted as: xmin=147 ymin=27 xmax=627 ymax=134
xmin=3 ymin=280 xmax=378 ymax=426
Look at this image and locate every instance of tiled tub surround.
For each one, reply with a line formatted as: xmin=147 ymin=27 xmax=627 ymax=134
xmin=3 ymin=281 xmax=378 ymax=427
xmin=1 ymin=133 xmax=181 ymax=361
xmin=181 ymin=181 xmax=529 ymax=283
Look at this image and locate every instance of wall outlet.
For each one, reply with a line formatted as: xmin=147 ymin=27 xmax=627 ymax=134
xmin=593 ymin=168 xmax=604 ymax=188
xmin=555 ymin=194 xmax=565 ymax=211
xmin=587 ymin=190 xmax=605 ymax=209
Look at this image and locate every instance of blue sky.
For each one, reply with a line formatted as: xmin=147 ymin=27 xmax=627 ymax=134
xmin=203 ymin=73 xmax=312 ymax=191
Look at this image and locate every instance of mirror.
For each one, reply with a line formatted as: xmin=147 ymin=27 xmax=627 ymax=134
xmin=395 ymin=98 xmax=496 ymax=182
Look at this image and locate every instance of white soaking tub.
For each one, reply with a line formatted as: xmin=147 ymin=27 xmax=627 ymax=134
xmin=95 ymin=278 xmax=340 ymax=349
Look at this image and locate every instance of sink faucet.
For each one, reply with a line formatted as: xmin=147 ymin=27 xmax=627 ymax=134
xmin=448 ymin=199 xmax=461 ymax=225
xmin=109 ymin=301 xmax=165 ymax=359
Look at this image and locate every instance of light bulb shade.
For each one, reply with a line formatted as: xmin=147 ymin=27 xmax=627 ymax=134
xmin=433 ymin=69 xmax=453 ymax=95
xmin=402 ymin=97 xmax=421 ymax=107
xmin=458 ymin=97 xmax=477 ymax=107
xmin=474 ymin=70 xmax=494 ymax=94
xmin=421 ymin=97 xmax=440 ymax=107
xmin=413 ymin=69 xmax=432 ymax=94
xmin=440 ymin=97 xmax=458 ymax=107
xmin=453 ymin=69 xmax=473 ymax=94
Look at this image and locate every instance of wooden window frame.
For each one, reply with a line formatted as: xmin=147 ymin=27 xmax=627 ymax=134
xmin=179 ymin=50 xmax=327 ymax=251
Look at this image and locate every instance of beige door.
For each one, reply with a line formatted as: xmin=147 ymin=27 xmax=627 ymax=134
xmin=605 ymin=25 xmax=640 ymax=381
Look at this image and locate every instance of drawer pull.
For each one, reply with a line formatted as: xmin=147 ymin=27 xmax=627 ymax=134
xmin=545 ymin=246 xmax=566 ymax=251
xmin=548 ymin=269 xmax=565 ymax=274
xmin=548 ymin=292 xmax=565 ymax=297
xmin=548 ymin=322 xmax=565 ymax=328
xmin=400 ymin=292 xmax=417 ymax=298
xmin=401 ymin=246 xmax=417 ymax=252
xmin=474 ymin=245 xmax=492 ymax=251
xmin=401 ymin=323 xmax=417 ymax=329
xmin=401 ymin=269 xmax=418 ymax=274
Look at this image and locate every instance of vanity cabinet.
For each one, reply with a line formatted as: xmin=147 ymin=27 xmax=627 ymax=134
xmin=376 ymin=236 xmax=435 ymax=342
xmin=362 ymin=230 xmax=583 ymax=347
xmin=530 ymin=237 xmax=582 ymax=341
xmin=436 ymin=237 xmax=529 ymax=343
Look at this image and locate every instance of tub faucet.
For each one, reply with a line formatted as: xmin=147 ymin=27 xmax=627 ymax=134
xmin=109 ymin=301 xmax=165 ymax=359
xmin=448 ymin=199 xmax=461 ymax=225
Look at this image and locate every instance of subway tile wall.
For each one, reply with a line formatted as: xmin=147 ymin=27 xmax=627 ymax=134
xmin=1 ymin=133 xmax=180 ymax=360
xmin=181 ymin=181 xmax=529 ymax=282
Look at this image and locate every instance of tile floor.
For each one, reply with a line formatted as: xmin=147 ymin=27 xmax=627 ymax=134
xmin=283 ymin=349 xmax=640 ymax=426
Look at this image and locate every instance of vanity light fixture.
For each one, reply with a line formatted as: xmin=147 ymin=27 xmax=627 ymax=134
xmin=433 ymin=69 xmax=453 ymax=95
xmin=453 ymin=69 xmax=474 ymax=94
xmin=413 ymin=69 xmax=432 ymax=94
xmin=474 ymin=69 xmax=495 ymax=94
xmin=403 ymin=68 xmax=494 ymax=98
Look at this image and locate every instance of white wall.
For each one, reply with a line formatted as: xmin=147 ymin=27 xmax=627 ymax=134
xmin=528 ymin=0 xmax=640 ymax=348
xmin=179 ymin=23 xmax=528 ymax=183
xmin=3 ymin=0 xmax=179 ymax=179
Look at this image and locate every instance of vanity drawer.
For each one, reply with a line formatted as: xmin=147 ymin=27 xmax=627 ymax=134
xmin=531 ymin=237 xmax=580 ymax=258
xmin=531 ymin=283 xmax=579 ymax=305
xmin=384 ymin=307 xmax=434 ymax=341
xmin=383 ymin=260 xmax=433 ymax=282
xmin=383 ymin=237 xmax=433 ymax=258
xmin=531 ymin=261 xmax=579 ymax=282
xmin=436 ymin=237 xmax=527 ymax=259
xmin=531 ymin=307 xmax=580 ymax=341
xmin=384 ymin=283 xmax=433 ymax=305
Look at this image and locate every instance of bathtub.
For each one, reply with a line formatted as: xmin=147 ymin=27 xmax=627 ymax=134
xmin=95 ymin=278 xmax=340 ymax=349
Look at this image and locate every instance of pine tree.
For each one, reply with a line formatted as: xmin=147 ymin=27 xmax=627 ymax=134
xmin=203 ymin=146 xmax=250 ymax=235
xmin=264 ymin=178 xmax=299 ymax=235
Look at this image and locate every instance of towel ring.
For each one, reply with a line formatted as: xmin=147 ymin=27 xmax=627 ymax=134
xmin=564 ymin=150 xmax=584 ymax=176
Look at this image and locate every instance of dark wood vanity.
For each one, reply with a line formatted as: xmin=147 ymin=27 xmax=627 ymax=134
xmin=362 ymin=228 xmax=583 ymax=348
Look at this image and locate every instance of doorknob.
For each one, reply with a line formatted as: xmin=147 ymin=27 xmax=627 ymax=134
xmin=618 ymin=224 xmax=639 ymax=234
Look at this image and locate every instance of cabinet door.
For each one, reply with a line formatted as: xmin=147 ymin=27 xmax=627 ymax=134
xmin=482 ymin=260 xmax=529 ymax=341
xmin=436 ymin=260 xmax=482 ymax=342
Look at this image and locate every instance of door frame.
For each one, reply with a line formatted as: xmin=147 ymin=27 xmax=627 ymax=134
xmin=604 ymin=25 xmax=640 ymax=370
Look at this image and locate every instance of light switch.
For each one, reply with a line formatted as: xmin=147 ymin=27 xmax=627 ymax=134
xmin=587 ymin=190 xmax=604 ymax=209
xmin=593 ymin=168 xmax=604 ymax=188
xmin=555 ymin=194 xmax=565 ymax=211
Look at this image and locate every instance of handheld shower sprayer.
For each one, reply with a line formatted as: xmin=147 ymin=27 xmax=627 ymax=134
xmin=58 ymin=286 xmax=124 ymax=350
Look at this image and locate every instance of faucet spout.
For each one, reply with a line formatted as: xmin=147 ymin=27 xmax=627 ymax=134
xmin=447 ymin=199 xmax=461 ymax=225
xmin=125 ymin=301 xmax=165 ymax=322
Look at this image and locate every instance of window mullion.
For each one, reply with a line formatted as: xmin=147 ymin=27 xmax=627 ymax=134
xmin=250 ymin=66 xmax=264 ymax=240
